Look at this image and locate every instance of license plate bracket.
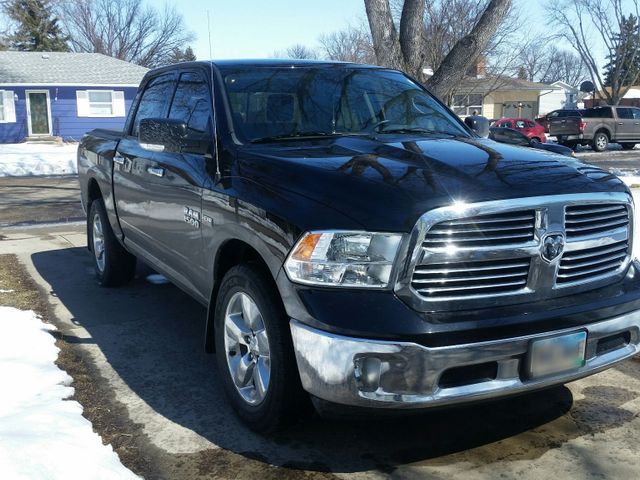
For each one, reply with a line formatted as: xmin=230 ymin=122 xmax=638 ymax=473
xmin=529 ymin=331 xmax=587 ymax=379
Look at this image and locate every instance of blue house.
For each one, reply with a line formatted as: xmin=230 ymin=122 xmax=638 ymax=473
xmin=0 ymin=51 xmax=148 ymax=143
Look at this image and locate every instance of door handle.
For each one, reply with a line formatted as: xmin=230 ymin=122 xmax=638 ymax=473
xmin=147 ymin=166 xmax=165 ymax=177
xmin=618 ymin=122 xmax=624 ymax=125
xmin=113 ymin=155 xmax=125 ymax=165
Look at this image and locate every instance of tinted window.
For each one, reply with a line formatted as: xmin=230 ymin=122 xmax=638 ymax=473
xmin=585 ymin=107 xmax=613 ymax=118
xmin=221 ymin=67 xmax=468 ymax=142
xmin=633 ymin=108 xmax=640 ymax=120
xmin=169 ymin=72 xmax=212 ymax=133
xmin=132 ymin=74 xmax=175 ymax=136
xmin=515 ymin=120 xmax=526 ymax=129
xmin=617 ymin=107 xmax=634 ymax=119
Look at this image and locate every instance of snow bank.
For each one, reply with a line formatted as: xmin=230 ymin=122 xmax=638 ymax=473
xmin=0 ymin=143 xmax=78 ymax=177
xmin=0 ymin=307 xmax=138 ymax=480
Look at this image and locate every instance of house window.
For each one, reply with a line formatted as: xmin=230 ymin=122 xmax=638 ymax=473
xmin=76 ymin=90 xmax=126 ymax=118
xmin=452 ymin=94 xmax=483 ymax=116
xmin=88 ymin=91 xmax=114 ymax=116
xmin=0 ymin=90 xmax=16 ymax=123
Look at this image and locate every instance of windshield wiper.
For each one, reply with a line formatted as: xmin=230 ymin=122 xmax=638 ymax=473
xmin=250 ymin=132 xmax=368 ymax=143
xmin=375 ymin=127 xmax=462 ymax=138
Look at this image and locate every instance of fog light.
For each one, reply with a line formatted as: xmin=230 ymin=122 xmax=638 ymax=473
xmin=354 ymin=356 xmax=382 ymax=392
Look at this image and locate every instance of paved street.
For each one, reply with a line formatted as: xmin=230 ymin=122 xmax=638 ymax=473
xmin=0 ymin=175 xmax=84 ymax=227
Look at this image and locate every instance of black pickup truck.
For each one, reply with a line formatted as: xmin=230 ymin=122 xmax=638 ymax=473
xmin=78 ymin=60 xmax=640 ymax=432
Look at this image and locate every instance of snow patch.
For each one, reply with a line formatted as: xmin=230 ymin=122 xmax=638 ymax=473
xmin=0 ymin=307 xmax=139 ymax=480
xmin=0 ymin=143 xmax=78 ymax=177
xmin=0 ymin=289 xmax=14 ymax=293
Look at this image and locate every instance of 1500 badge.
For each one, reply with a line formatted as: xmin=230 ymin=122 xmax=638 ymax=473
xmin=184 ymin=206 xmax=201 ymax=229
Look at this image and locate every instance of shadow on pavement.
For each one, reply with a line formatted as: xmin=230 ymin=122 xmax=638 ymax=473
xmin=32 ymin=246 xmax=576 ymax=473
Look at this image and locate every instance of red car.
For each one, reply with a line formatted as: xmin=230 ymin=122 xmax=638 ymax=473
xmin=493 ymin=118 xmax=547 ymax=143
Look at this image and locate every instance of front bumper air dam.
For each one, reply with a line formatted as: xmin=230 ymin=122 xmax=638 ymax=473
xmin=289 ymin=310 xmax=640 ymax=409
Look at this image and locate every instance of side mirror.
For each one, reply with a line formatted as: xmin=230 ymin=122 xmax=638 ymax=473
xmin=139 ymin=118 xmax=188 ymax=152
xmin=463 ymin=115 xmax=490 ymax=138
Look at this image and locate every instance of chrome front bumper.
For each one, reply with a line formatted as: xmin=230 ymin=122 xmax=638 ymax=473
xmin=289 ymin=311 xmax=640 ymax=409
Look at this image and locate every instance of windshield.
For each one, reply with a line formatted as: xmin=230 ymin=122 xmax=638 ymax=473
xmin=220 ymin=66 xmax=469 ymax=142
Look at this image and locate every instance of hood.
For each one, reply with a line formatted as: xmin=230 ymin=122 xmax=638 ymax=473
xmin=237 ymin=136 xmax=627 ymax=232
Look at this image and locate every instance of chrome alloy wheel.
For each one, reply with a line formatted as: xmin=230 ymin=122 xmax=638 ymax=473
xmin=223 ymin=292 xmax=271 ymax=405
xmin=595 ymin=134 xmax=607 ymax=151
xmin=92 ymin=213 xmax=106 ymax=273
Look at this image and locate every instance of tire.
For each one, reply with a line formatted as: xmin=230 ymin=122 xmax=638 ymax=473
xmin=592 ymin=132 xmax=609 ymax=152
xmin=214 ymin=264 xmax=306 ymax=432
xmin=530 ymin=137 xmax=541 ymax=144
xmin=88 ymin=198 xmax=136 ymax=287
xmin=621 ymin=143 xmax=637 ymax=150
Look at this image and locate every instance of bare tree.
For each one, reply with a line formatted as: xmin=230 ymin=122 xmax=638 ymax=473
xmin=542 ymin=49 xmax=588 ymax=85
xmin=59 ymin=0 xmax=194 ymax=68
xmin=518 ymin=42 xmax=587 ymax=86
xmin=273 ymin=43 xmax=318 ymax=59
xmin=549 ymin=0 xmax=640 ymax=104
xmin=364 ymin=0 xmax=513 ymax=99
xmin=319 ymin=23 xmax=376 ymax=64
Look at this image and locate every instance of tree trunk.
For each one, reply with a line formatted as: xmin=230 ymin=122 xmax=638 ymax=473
xmin=364 ymin=0 xmax=404 ymax=70
xmin=399 ymin=0 xmax=426 ymax=77
xmin=426 ymin=0 xmax=512 ymax=99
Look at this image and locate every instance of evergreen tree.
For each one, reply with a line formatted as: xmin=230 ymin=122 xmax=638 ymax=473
xmin=5 ymin=0 xmax=69 ymax=51
xmin=603 ymin=14 xmax=640 ymax=91
xmin=168 ymin=46 xmax=197 ymax=64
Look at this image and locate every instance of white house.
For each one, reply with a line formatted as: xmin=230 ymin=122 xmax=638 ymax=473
xmin=538 ymin=81 xmax=580 ymax=116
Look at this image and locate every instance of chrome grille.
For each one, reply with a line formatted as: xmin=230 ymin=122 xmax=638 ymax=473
xmin=557 ymin=240 xmax=628 ymax=285
xmin=400 ymin=193 xmax=633 ymax=312
xmin=565 ymin=203 xmax=629 ymax=238
xmin=423 ymin=211 xmax=535 ymax=247
xmin=411 ymin=258 xmax=530 ymax=298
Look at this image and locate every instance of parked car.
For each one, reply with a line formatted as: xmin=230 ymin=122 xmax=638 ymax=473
xmin=78 ymin=60 xmax=640 ymax=432
xmin=493 ymin=117 xmax=547 ymax=143
xmin=536 ymin=109 xmax=584 ymax=133
xmin=549 ymin=106 xmax=640 ymax=152
xmin=489 ymin=126 xmax=575 ymax=156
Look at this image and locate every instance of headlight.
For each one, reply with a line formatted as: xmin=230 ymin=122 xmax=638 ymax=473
xmin=284 ymin=231 xmax=403 ymax=288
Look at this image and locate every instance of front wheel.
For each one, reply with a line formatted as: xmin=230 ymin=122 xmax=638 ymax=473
xmin=592 ymin=132 xmax=609 ymax=152
xmin=214 ymin=264 xmax=307 ymax=432
xmin=88 ymin=198 xmax=136 ymax=286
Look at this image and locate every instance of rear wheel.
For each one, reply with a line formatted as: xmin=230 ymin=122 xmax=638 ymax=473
xmin=88 ymin=199 xmax=136 ymax=287
xmin=530 ymin=137 xmax=541 ymax=144
xmin=592 ymin=132 xmax=609 ymax=152
xmin=214 ymin=264 xmax=306 ymax=432
xmin=621 ymin=143 xmax=637 ymax=150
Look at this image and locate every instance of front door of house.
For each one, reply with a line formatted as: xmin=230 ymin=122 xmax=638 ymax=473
xmin=26 ymin=91 xmax=51 ymax=135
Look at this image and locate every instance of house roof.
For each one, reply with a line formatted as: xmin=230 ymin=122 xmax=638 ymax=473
xmin=0 ymin=51 xmax=148 ymax=86
xmin=457 ymin=75 xmax=558 ymax=93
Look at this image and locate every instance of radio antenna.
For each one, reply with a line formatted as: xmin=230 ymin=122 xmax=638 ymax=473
xmin=207 ymin=10 xmax=221 ymax=182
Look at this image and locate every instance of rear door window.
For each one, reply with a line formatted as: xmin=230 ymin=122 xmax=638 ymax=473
xmin=633 ymin=108 xmax=640 ymax=120
xmin=131 ymin=74 xmax=176 ymax=137
xmin=617 ymin=107 xmax=634 ymax=119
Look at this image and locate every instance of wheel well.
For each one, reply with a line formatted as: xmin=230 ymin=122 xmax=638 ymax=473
xmin=595 ymin=129 xmax=610 ymax=140
xmin=205 ymin=239 xmax=276 ymax=352
xmin=86 ymin=179 xmax=102 ymax=252
xmin=87 ymin=178 xmax=102 ymax=210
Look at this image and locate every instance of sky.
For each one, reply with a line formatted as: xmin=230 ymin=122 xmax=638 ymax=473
xmin=149 ymin=0 xmax=550 ymax=61
xmin=162 ymin=0 xmax=370 ymax=59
